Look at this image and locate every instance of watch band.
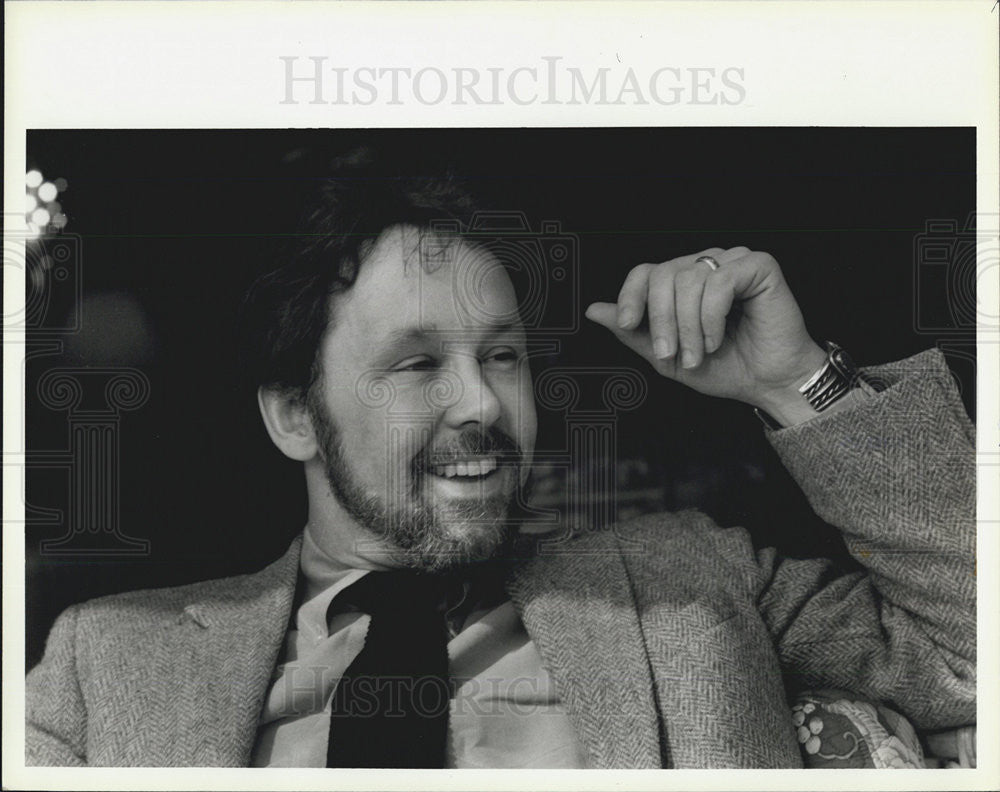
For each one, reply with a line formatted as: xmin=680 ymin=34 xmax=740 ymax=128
xmin=755 ymin=341 xmax=867 ymax=430
xmin=799 ymin=342 xmax=855 ymax=412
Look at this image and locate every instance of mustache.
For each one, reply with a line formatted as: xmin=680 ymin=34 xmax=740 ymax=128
xmin=413 ymin=427 xmax=523 ymax=470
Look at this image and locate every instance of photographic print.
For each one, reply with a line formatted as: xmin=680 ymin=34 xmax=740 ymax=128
xmin=4 ymin=2 xmax=996 ymax=790
xmin=19 ymin=127 xmax=977 ymax=770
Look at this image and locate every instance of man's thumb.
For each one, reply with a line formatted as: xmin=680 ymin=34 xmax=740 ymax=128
xmin=584 ymin=302 xmax=618 ymax=330
xmin=585 ymin=301 xmax=656 ymax=363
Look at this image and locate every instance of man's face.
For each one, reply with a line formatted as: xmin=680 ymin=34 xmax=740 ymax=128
xmin=307 ymin=226 xmax=537 ymax=572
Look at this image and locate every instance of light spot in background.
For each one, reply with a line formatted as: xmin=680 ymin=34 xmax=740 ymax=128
xmin=64 ymin=291 xmax=156 ymax=366
xmin=38 ymin=182 xmax=58 ymax=202
xmin=25 ymin=169 xmax=69 ymax=237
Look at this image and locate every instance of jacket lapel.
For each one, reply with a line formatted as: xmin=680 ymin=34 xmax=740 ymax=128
xmin=615 ymin=518 xmax=802 ymax=768
xmin=157 ymin=536 xmax=303 ymax=766
xmin=134 ymin=530 xmax=668 ymax=767
xmin=508 ymin=531 xmax=662 ymax=768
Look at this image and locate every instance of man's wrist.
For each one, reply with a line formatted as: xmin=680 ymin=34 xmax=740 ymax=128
xmin=751 ymin=344 xmax=827 ymax=428
xmin=753 ymin=342 xmax=876 ymax=429
xmin=757 ymin=384 xmax=873 ymax=429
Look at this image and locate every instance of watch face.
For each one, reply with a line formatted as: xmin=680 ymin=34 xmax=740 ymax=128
xmin=829 ymin=345 xmax=856 ymax=377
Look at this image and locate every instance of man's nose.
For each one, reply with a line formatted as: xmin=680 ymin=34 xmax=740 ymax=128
xmin=440 ymin=358 xmax=502 ymax=429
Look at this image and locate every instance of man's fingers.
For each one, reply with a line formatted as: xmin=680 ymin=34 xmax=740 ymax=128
xmin=698 ymin=248 xmax=777 ymax=354
xmin=584 ymin=301 xmax=619 ymax=331
xmin=674 ymin=268 xmax=708 ymax=368
xmin=590 ymin=246 xmax=773 ymax=373
xmin=719 ymin=246 xmax=750 ymax=261
xmin=701 ymin=271 xmax=735 ymax=354
xmin=721 ymin=249 xmax=782 ymax=301
xmin=646 ymin=267 xmax=677 ymax=361
xmin=615 ymin=264 xmax=653 ymax=330
xmin=585 ymin=302 xmax=657 ymax=360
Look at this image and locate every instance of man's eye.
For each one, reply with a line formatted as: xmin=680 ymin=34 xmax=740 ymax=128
xmin=393 ymin=357 xmax=438 ymax=373
xmin=484 ymin=348 xmax=518 ymax=367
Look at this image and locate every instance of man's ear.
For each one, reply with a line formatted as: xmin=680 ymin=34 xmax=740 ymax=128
xmin=257 ymin=386 xmax=319 ymax=462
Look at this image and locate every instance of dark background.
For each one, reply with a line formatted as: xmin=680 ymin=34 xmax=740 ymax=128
xmin=24 ymin=128 xmax=976 ymax=669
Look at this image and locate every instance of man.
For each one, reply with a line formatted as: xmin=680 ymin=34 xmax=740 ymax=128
xmin=25 ymin=170 xmax=975 ymax=768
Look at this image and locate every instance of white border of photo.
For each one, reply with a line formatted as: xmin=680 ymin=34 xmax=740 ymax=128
xmin=4 ymin=2 xmax=997 ymax=790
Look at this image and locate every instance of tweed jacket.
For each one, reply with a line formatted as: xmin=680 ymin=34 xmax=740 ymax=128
xmin=25 ymin=349 xmax=976 ymax=768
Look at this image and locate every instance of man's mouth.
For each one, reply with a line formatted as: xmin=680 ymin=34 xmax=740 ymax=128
xmin=427 ymin=457 xmax=499 ymax=480
xmin=413 ymin=427 xmax=522 ymax=494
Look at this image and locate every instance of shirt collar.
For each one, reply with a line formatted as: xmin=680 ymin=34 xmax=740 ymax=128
xmin=298 ymin=526 xmax=514 ymax=638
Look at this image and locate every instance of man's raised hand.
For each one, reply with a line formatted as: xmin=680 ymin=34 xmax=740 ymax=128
xmin=585 ymin=247 xmax=829 ymax=422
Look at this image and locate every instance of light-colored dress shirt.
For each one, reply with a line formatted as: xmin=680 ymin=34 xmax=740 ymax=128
xmin=251 ymin=529 xmax=588 ymax=768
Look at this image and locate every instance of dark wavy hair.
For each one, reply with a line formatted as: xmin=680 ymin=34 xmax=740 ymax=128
xmin=238 ymin=152 xmax=478 ymax=402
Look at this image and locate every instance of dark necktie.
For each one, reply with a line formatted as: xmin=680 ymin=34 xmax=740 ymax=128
xmin=326 ymin=570 xmax=451 ymax=768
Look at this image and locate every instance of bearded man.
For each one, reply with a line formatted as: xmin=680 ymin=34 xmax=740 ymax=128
xmin=25 ymin=169 xmax=975 ymax=769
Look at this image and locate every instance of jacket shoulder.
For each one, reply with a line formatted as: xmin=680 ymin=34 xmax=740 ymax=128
xmin=519 ymin=509 xmax=759 ymax=579
xmin=573 ymin=509 xmax=757 ymax=561
xmin=66 ymin=535 xmax=302 ymax=635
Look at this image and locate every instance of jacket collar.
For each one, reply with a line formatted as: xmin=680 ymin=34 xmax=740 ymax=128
xmin=168 ymin=530 xmax=662 ymax=768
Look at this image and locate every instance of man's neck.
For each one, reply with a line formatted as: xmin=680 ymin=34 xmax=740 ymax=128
xmin=303 ymin=518 xmax=399 ymax=573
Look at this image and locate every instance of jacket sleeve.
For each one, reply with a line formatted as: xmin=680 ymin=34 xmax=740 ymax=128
xmin=755 ymin=348 xmax=975 ymax=730
xmin=25 ymin=604 xmax=88 ymax=766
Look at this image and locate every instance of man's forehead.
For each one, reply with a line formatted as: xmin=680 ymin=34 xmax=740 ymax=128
xmin=338 ymin=226 xmax=520 ymax=334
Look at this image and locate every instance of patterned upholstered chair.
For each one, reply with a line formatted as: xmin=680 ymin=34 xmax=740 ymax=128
xmin=792 ymin=689 xmax=976 ymax=769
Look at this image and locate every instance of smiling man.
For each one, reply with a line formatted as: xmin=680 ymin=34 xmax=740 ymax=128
xmin=261 ymin=227 xmax=536 ymax=575
xmin=25 ymin=166 xmax=976 ymax=769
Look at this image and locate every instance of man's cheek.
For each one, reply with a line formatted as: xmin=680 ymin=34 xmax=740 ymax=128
xmin=379 ymin=423 xmax=428 ymax=487
xmin=517 ymin=398 xmax=538 ymax=459
xmin=346 ymin=422 xmax=390 ymax=489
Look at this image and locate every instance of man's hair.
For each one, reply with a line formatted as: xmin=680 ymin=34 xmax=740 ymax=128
xmin=239 ymin=152 xmax=478 ymax=402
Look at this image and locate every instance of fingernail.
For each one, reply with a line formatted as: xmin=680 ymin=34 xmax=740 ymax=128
xmin=617 ymin=309 xmax=633 ymax=329
xmin=653 ymin=338 xmax=671 ymax=359
xmin=681 ymin=349 xmax=698 ymax=369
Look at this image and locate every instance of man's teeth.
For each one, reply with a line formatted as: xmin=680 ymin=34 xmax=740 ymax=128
xmin=430 ymin=458 xmax=498 ymax=478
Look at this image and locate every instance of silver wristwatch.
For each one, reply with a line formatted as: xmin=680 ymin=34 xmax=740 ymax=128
xmin=754 ymin=341 xmax=867 ymax=430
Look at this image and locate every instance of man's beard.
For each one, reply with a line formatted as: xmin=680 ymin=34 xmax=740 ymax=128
xmin=309 ymin=402 xmax=528 ymax=573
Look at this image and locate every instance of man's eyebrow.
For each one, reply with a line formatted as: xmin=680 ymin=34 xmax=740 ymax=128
xmin=478 ymin=320 xmax=523 ymax=339
xmin=382 ymin=325 xmax=437 ymax=349
xmin=381 ymin=321 xmax=523 ymax=350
